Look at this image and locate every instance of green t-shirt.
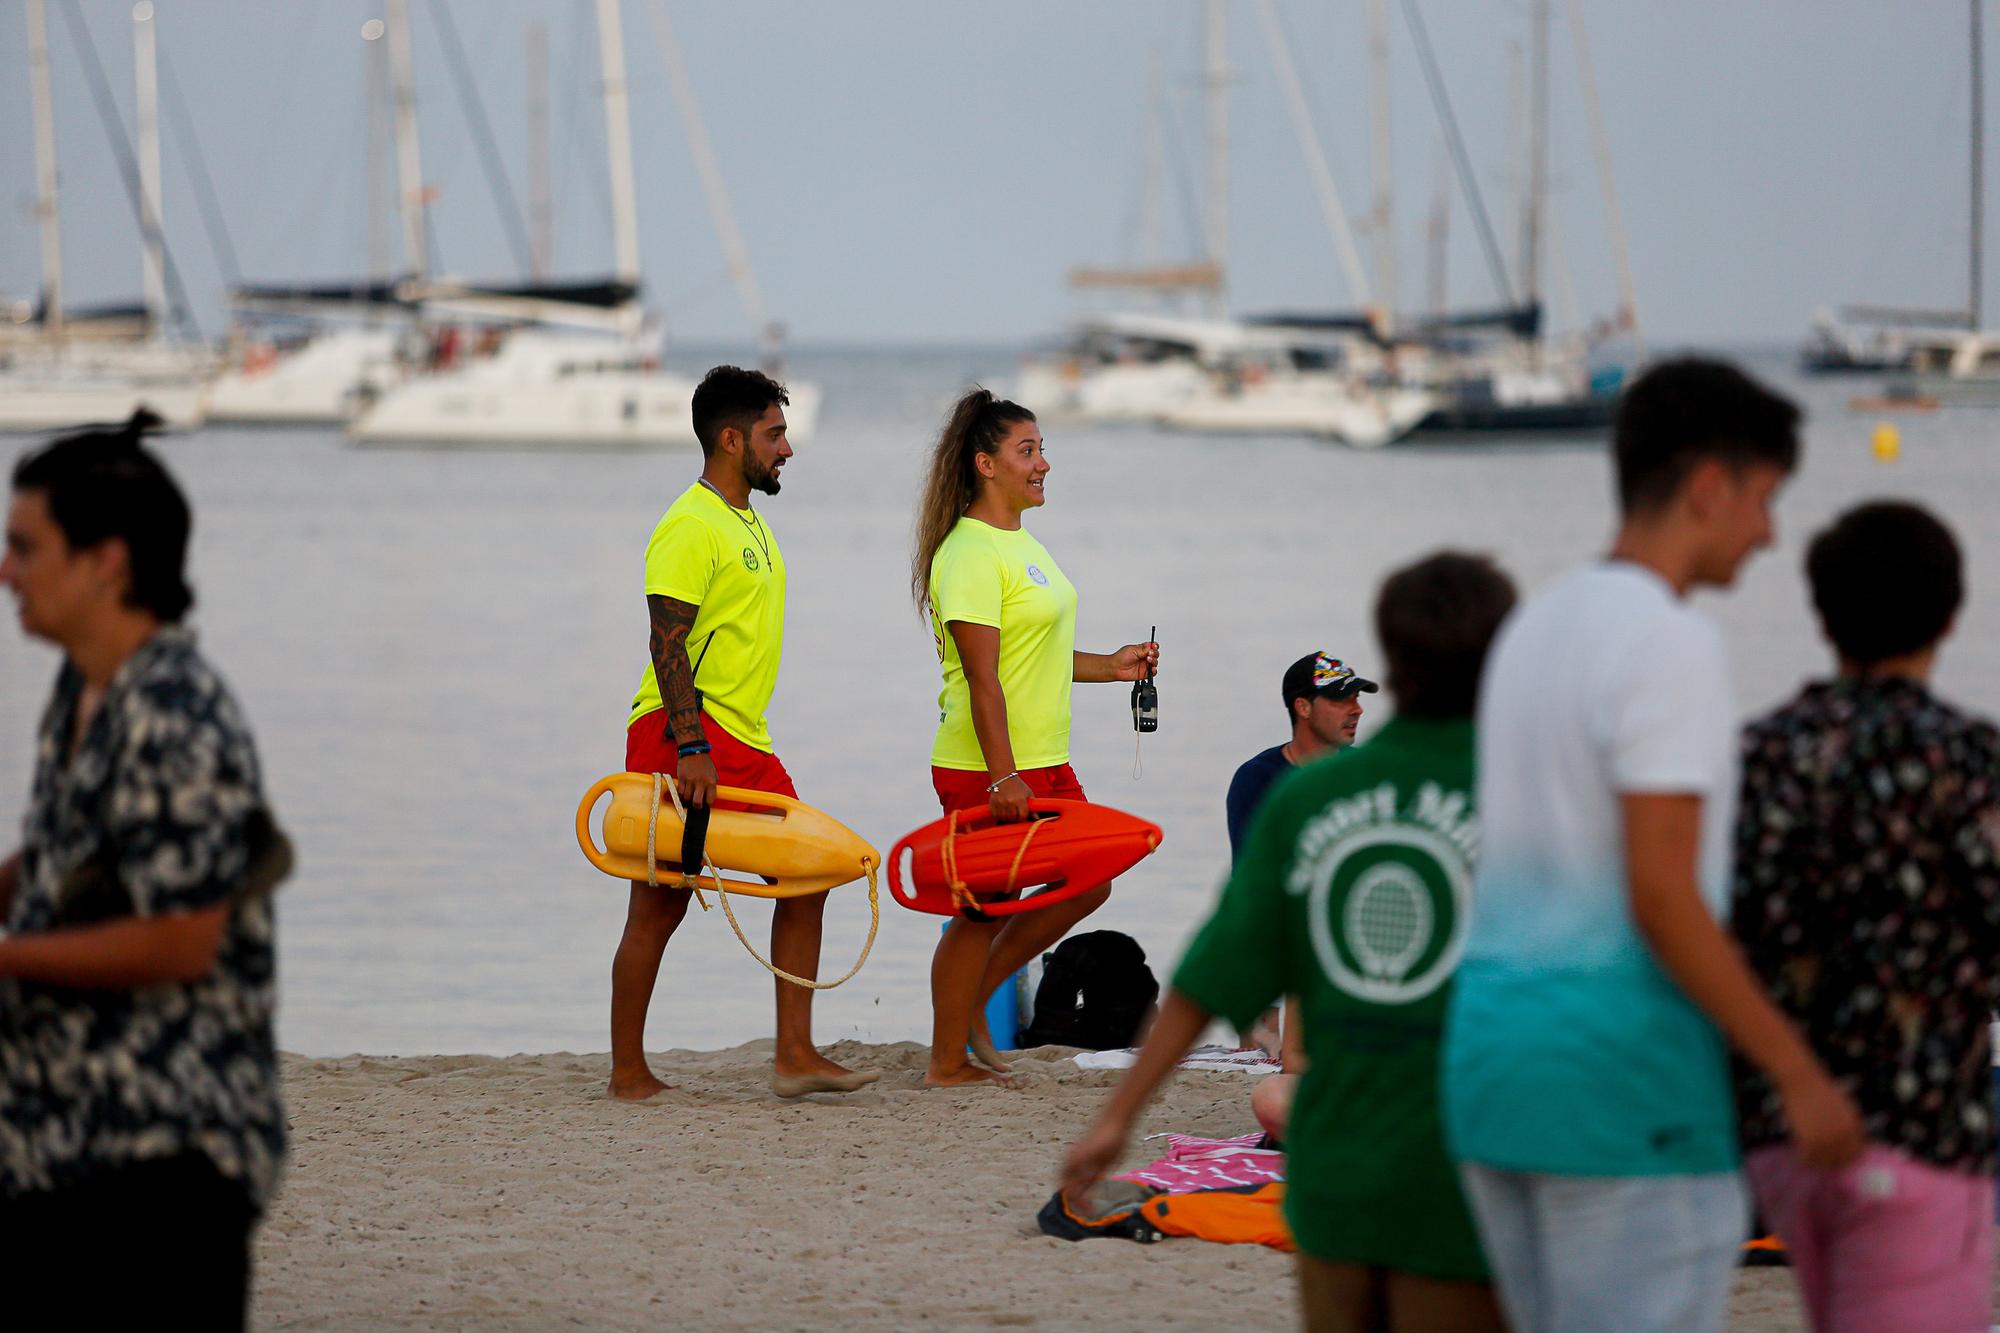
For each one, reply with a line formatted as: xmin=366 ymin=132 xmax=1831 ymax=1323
xmin=1172 ymin=716 xmax=1488 ymax=1279
xmin=928 ymin=517 xmax=1078 ymax=771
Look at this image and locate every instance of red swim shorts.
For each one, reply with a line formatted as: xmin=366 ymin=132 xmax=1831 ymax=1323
xmin=627 ymin=709 xmax=798 ymax=802
xmin=930 ymin=762 xmax=1087 ymax=814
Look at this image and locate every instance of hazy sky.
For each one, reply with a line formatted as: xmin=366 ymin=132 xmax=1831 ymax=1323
xmin=0 ymin=2 xmax=1982 ymax=347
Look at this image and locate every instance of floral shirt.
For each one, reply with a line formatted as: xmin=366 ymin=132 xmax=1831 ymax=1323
xmin=2 ymin=626 xmax=286 ymax=1208
xmin=1732 ymin=677 xmax=2000 ymax=1173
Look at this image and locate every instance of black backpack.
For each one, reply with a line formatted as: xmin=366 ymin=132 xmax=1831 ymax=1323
xmin=1016 ymin=930 xmax=1160 ymax=1050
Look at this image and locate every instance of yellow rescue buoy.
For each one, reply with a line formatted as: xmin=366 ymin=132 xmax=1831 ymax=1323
xmin=577 ymin=772 xmax=883 ymax=991
xmin=576 ymin=772 xmax=878 ymax=897
xmin=1872 ymin=422 xmax=1901 ymax=462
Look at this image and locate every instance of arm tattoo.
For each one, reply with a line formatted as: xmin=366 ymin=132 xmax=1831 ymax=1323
xmin=647 ymin=594 xmax=706 ymax=747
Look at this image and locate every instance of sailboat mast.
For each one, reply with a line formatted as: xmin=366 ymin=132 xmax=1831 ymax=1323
xmin=385 ymin=0 xmax=428 ymax=280
xmin=1254 ymin=0 xmax=1371 ymax=307
xmin=134 ymin=2 xmax=167 ymax=335
xmin=26 ymin=0 xmax=64 ymax=341
xmin=528 ymin=21 xmax=552 ymax=282
xmin=1973 ymin=0 xmax=1984 ymax=328
xmin=1522 ymin=0 xmax=1548 ymax=315
xmin=1205 ymin=0 xmax=1229 ymax=313
xmin=365 ymin=19 xmax=392 ymax=284
xmin=1565 ymin=0 xmax=1642 ymax=357
xmin=596 ymin=0 xmax=642 ymax=289
xmin=1369 ymin=0 xmax=1395 ymax=332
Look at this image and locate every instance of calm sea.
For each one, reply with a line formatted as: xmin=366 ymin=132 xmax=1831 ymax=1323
xmin=2 ymin=346 xmax=1995 ymax=1056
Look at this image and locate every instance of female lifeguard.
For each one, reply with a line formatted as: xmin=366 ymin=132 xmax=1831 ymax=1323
xmin=911 ymin=388 xmax=1158 ymax=1087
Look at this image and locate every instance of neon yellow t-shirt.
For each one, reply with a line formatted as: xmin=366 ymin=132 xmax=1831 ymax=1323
xmin=929 ymin=517 xmax=1077 ymax=771
xmin=629 ymin=482 xmax=785 ymax=752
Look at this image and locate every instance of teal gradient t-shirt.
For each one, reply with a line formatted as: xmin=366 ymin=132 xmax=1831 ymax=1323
xmin=1442 ymin=563 xmax=1741 ymax=1177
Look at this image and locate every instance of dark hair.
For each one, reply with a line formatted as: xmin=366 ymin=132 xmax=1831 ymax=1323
xmin=910 ymin=387 xmax=1036 ymax=611
xmin=690 ymin=365 xmax=788 ymax=457
xmin=1613 ymin=357 xmax=1800 ymax=515
xmin=1806 ymin=500 xmax=1962 ymax=664
xmin=11 ymin=410 xmax=193 ymax=622
xmin=1374 ymin=551 xmax=1517 ymax=719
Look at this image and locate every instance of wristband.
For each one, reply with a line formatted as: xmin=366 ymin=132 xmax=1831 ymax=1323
xmin=677 ymin=740 xmax=712 ymax=758
xmin=985 ymin=771 xmax=1021 ymax=793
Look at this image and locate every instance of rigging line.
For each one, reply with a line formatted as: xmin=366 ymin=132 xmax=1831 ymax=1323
xmin=558 ymin=0 xmax=615 ymax=272
xmin=156 ymin=44 xmax=241 ymax=286
xmin=231 ymin=4 xmax=325 ymax=274
xmin=425 ymin=0 xmax=535 ymax=276
xmin=1160 ymin=85 xmax=1207 ymax=265
xmin=1398 ymin=0 xmax=1517 ymax=309
xmin=55 ymin=0 xmax=202 ymax=340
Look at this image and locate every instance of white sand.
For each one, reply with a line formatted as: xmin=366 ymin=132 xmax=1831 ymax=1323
xmin=257 ymin=1042 xmax=1806 ymax=1330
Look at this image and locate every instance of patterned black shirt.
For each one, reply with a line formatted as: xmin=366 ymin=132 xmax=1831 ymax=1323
xmin=2 ymin=626 xmax=286 ymax=1207
xmin=1732 ymin=677 xmax=2000 ymax=1173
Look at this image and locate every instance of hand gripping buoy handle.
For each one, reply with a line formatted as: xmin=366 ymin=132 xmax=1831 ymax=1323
xmin=644 ymin=772 xmax=879 ymax=991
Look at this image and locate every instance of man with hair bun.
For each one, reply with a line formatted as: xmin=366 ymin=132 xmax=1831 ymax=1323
xmin=0 ymin=416 xmax=286 ymax=1326
xmin=609 ymin=366 xmax=876 ymax=1100
xmin=1732 ymin=500 xmax=2000 ymax=1332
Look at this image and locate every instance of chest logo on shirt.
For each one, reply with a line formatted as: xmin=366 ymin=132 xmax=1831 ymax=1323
xmin=742 ymin=547 xmax=761 ymax=572
xmin=1025 ymin=563 xmax=1049 ymax=587
xmin=1286 ymin=781 xmax=1475 ymax=1005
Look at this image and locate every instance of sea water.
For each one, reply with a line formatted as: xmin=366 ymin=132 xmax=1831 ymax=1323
xmin=2 ymin=345 xmax=1995 ymax=1057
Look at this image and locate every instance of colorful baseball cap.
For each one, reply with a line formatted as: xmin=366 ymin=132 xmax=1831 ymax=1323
xmin=1281 ymin=651 xmax=1380 ymax=705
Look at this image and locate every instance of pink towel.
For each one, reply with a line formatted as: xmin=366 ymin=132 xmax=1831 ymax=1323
xmin=1116 ymin=1133 xmax=1286 ymax=1194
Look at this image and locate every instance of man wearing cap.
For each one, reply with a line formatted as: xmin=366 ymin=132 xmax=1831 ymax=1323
xmin=1225 ymin=652 xmax=1379 ymax=859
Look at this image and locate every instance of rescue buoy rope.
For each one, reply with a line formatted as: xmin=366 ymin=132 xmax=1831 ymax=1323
xmin=647 ymin=772 xmax=878 ymax=990
xmin=938 ymin=805 xmax=1049 ymax=917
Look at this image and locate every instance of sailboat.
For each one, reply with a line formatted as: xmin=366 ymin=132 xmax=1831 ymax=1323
xmin=1873 ymin=2 xmax=2000 ymax=404
xmin=1 ymin=0 xmax=209 ymax=432
xmin=349 ymin=0 xmax=819 ymax=448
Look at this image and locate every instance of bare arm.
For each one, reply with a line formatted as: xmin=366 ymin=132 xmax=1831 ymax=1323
xmin=647 ymin=593 xmax=718 ymax=808
xmin=1280 ymin=995 xmax=1308 ymax=1074
xmin=947 ymin=621 xmax=1027 ymax=821
xmin=0 ymin=851 xmax=18 ymax=919
xmin=0 ymin=905 xmax=228 ymax=988
xmin=1074 ymin=641 xmax=1160 ymax=684
xmin=1060 ymin=990 xmax=1212 ymax=1194
xmin=1624 ymin=792 xmax=1863 ymax=1167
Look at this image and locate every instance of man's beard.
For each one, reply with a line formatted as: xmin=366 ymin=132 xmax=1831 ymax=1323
xmin=745 ymin=454 xmax=782 ymax=496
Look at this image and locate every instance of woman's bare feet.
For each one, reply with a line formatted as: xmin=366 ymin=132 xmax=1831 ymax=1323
xmin=608 ymin=1068 xmax=670 ymax=1101
xmin=968 ymin=1028 xmax=1014 ymax=1074
xmin=924 ymin=1059 xmax=1013 ymax=1088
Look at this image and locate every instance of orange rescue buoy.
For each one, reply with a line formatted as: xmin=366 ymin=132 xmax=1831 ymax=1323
xmin=888 ymin=799 xmax=1162 ymax=921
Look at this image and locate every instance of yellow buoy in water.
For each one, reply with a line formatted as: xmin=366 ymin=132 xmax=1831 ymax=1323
xmin=1872 ymin=422 xmax=1901 ymax=462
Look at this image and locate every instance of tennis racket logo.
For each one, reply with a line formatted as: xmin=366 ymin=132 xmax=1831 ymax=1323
xmin=1343 ymin=863 xmax=1434 ymax=981
xmin=1297 ymin=822 xmax=1472 ymax=1006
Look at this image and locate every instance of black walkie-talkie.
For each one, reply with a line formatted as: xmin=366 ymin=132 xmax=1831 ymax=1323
xmin=1130 ymin=625 xmax=1158 ymax=733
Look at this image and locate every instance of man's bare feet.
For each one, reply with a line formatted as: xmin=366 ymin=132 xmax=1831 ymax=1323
xmin=968 ymin=1029 xmax=1014 ymax=1074
xmin=924 ymin=1061 xmax=1013 ymax=1088
xmin=608 ymin=1069 xmax=670 ymax=1101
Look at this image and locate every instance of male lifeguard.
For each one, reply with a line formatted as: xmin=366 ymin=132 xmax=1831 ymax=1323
xmin=608 ymin=365 xmax=875 ymax=1100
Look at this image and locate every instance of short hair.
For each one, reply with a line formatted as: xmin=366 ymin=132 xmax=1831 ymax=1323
xmin=11 ymin=411 xmax=194 ymax=622
xmin=690 ymin=365 xmax=788 ymax=457
xmin=1374 ymin=551 xmax=1517 ymax=719
xmin=1613 ymin=357 xmax=1800 ymax=515
xmin=1806 ymin=500 xmax=1962 ymax=664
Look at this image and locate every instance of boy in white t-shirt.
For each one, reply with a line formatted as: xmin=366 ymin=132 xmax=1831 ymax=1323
xmin=1440 ymin=358 xmax=1863 ymax=1333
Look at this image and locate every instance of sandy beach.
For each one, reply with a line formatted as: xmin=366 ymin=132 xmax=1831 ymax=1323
xmin=257 ymin=1041 xmax=1808 ymax=1330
